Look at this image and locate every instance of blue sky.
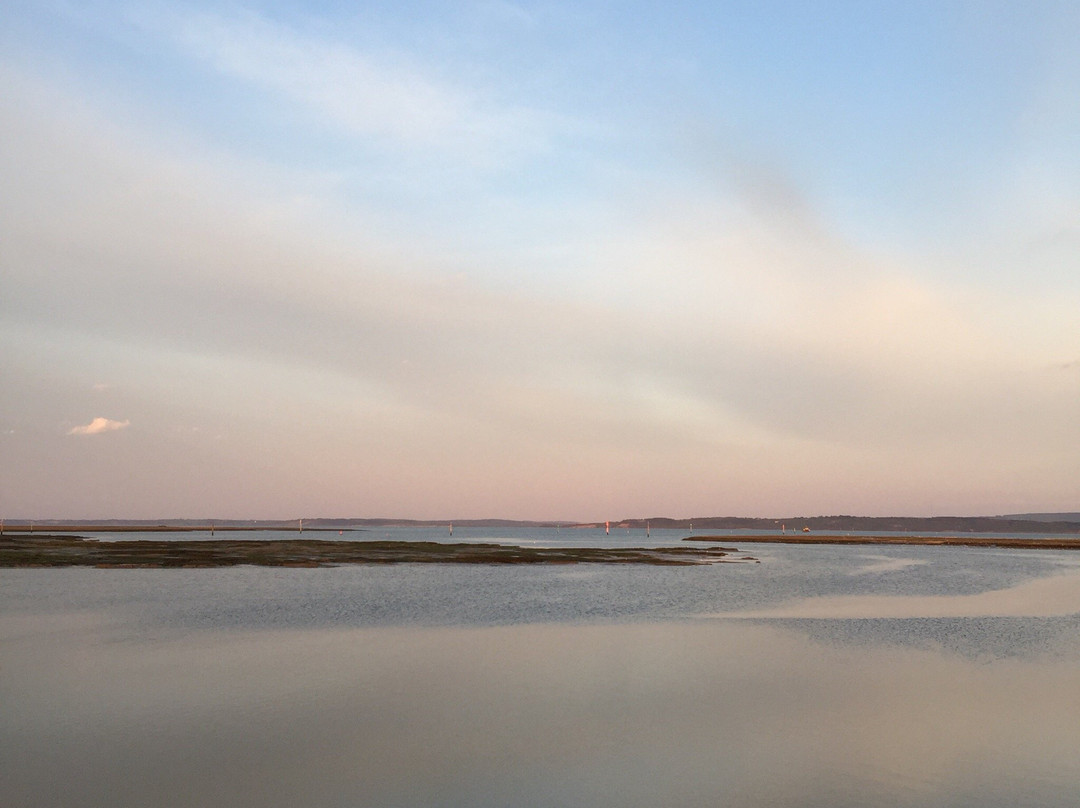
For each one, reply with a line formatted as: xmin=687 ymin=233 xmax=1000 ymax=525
xmin=2 ymin=1 xmax=1078 ymax=519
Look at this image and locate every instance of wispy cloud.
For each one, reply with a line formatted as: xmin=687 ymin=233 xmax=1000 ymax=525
xmin=68 ymin=417 xmax=130 ymax=436
xmin=145 ymin=7 xmax=548 ymax=156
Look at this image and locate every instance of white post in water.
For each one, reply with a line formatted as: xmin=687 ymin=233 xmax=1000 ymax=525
xmin=449 ymin=523 xmax=453 ymax=536
xmin=299 ymin=518 xmax=303 ymax=533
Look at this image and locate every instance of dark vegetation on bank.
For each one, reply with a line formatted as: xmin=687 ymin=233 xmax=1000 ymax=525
xmin=0 ymin=536 xmax=748 ymax=568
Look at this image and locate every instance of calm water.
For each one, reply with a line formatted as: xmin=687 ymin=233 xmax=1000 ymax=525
xmin=3 ymin=534 xmax=1080 ymax=807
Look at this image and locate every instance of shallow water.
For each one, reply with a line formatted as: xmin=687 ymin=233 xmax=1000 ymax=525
xmin=3 ymin=541 xmax=1080 ymax=807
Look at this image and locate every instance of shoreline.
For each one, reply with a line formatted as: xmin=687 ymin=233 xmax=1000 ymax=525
xmin=0 ymin=536 xmax=749 ymax=568
xmin=683 ymin=534 xmax=1080 ymax=550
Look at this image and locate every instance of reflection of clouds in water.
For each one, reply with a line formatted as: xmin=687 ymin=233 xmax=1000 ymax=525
xmin=849 ymin=555 xmax=930 ymax=575
xmin=3 ymin=615 xmax=1080 ymax=807
xmin=977 ymin=550 xmax=1080 ymax=569
xmin=712 ymin=569 xmax=1080 ymax=619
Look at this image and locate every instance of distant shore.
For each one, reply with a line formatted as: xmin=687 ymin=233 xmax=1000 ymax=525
xmin=0 ymin=536 xmax=749 ymax=568
xmin=683 ymin=534 xmax=1080 ymax=550
xmin=4 ymin=513 xmax=1078 ymax=534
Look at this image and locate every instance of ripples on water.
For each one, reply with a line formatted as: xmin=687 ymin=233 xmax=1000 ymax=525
xmin=3 ymin=536 xmax=1080 ymax=807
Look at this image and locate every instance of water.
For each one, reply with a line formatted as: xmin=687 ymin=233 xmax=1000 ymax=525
xmin=3 ymin=539 xmax=1080 ymax=807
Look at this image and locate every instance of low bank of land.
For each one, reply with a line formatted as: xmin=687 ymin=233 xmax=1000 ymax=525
xmin=0 ymin=536 xmax=747 ymax=567
xmin=683 ymin=534 xmax=1080 ymax=550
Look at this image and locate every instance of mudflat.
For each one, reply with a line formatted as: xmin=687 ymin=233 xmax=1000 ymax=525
xmin=0 ymin=536 xmax=747 ymax=567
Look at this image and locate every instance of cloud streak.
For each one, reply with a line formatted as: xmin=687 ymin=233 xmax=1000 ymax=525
xmin=145 ymin=6 xmax=550 ymax=159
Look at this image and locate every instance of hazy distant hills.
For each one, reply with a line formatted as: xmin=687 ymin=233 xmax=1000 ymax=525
xmin=1004 ymin=512 xmax=1080 ymax=522
xmin=8 ymin=514 xmax=1080 ymax=533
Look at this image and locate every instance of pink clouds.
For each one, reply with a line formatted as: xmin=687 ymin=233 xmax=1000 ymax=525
xmin=68 ymin=417 xmax=130 ymax=436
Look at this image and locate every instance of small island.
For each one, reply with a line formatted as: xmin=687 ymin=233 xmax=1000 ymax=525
xmin=0 ymin=535 xmax=750 ymax=568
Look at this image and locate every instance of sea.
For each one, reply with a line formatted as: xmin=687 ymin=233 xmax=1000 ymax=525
xmin=3 ymin=526 xmax=1080 ymax=807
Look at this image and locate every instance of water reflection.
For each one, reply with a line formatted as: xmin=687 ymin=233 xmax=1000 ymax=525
xmin=708 ymin=568 xmax=1080 ymax=618
xmin=4 ymin=612 xmax=1080 ymax=808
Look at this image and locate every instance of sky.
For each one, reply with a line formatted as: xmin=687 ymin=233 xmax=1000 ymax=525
xmin=2 ymin=0 xmax=1078 ymax=520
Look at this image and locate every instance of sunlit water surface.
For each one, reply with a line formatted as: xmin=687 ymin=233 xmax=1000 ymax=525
xmin=4 ymin=534 xmax=1080 ymax=807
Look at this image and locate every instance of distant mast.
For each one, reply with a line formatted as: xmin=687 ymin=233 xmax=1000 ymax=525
xmin=449 ymin=522 xmax=453 ymax=536
xmin=299 ymin=518 xmax=303 ymax=533
xmin=605 ymin=520 xmax=609 ymax=535
xmin=646 ymin=521 xmax=650 ymax=538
